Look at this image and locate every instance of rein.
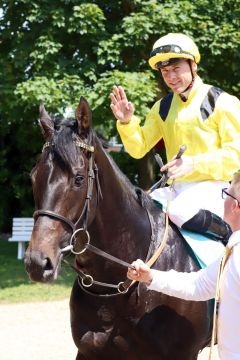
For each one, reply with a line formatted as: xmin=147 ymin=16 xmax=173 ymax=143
xmin=34 ymin=138 xmax=171 ymax=297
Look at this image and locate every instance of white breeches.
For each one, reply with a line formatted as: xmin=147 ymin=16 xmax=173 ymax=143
xmin=150 ymin=180 xmax=228 ymax=228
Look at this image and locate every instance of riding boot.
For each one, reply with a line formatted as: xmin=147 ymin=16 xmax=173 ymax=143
xmin=181 ymin=209 xmax=232 ymax=246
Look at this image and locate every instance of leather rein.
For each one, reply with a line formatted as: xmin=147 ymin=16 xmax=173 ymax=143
xmin=33 ymin=138 xmax=170 ymax=297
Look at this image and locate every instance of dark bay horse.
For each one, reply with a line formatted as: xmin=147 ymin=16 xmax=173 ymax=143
xmin=25 ymin=97 xmax=211 ymax=360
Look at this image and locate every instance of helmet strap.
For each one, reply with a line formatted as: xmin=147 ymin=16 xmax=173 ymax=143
xmin=179 ymin=60 xmax=195 ymax=101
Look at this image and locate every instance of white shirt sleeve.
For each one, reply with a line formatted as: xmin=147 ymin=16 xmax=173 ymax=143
xmin=147 ymin=257 xmax=221 ymax=301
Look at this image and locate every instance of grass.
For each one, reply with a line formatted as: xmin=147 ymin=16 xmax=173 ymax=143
xmin=0 ymin=239 xmax=76 ymax=304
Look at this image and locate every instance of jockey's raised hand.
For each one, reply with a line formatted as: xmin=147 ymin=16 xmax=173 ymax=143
xmin=110 ymin=85 xmax=134 ymax=124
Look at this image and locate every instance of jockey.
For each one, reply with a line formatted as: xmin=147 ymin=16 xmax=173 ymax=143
xmin=110 ymin=33 xmax=240 ymax=244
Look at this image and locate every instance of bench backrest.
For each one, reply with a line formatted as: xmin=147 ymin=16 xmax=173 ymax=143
xmin=11 ymin=217 xmax=34 ymax=240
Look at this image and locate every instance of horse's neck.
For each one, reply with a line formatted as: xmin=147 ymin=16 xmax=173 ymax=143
xmin=95 ymin=146 xmax=143 ymax=215
xmin=90 ymin=146 xmax=152 ymax=258
xmin=90 ymin=142 xmax=199 ymax=274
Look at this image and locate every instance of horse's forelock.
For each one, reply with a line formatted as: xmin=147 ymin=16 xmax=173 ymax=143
xmin=53 ymin=118 xmax=81 ymax=168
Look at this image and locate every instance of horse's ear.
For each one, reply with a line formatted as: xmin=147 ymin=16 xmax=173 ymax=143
xmin=75 ymin=97 xmax=92 ymax=133
xmin=39 ymin=103 xmax=54 ymax=140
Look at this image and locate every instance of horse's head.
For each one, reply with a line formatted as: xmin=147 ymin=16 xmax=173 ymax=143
xmin=25 ymin=97 xmax=98 ymax=282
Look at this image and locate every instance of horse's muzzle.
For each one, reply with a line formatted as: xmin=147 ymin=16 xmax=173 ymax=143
xmin=24 ymin=249 xmax=60 ymax=283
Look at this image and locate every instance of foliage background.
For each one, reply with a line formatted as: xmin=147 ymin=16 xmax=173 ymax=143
xmin=0 ymin=0 xmax=239 ymax=231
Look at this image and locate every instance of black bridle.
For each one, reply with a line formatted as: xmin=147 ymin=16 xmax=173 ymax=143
xmin=34 ymin=147 xmax=98 ymax=233
xmin=33 ymin=138 xmax=135 ymax=297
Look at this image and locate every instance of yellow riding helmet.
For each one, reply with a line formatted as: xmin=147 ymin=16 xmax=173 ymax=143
xmin=149 ymin=33 xmax=200 ymax=70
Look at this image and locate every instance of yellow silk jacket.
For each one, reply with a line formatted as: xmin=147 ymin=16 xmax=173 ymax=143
xmin=117 ymin=76 xmax=240 ymax=182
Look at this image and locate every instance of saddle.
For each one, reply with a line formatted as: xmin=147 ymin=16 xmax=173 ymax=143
xmin=149 ymin=152 xmax=225 ymax=268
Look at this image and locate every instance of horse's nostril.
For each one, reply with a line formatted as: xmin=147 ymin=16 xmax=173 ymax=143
xmin=25 ymin=251 xmax=57 ymax=282
xmin=43 ymin=257 xmax=53 ymax=271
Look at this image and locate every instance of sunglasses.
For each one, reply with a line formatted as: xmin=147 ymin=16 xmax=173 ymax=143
xmin=222 ymin=188 xmax=240 ymax=207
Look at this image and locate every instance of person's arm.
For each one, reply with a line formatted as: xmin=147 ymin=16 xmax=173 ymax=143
xmin=127 ymin=259 xmax=220 ymax=301
xmin=193 ymin=93 xmax=240 ymax=180
xmin=148 ymin=267 xmax=217 ymax=301
xmin=110 ymin=85 xmax=163 ymax=159
xmin=116 ymin=102 xmax=163 ymax=159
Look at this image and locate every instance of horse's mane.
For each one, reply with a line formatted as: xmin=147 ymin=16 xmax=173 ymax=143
xmin=94 ymin=136 xmax=155 ymax=210
xmin=51 ymin=117 xmax=154 ymax=209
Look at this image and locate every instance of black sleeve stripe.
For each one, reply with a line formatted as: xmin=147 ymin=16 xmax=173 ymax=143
xmin=159 ymin=93 xmax=174 ymax=121
xmin=200 ymin=87 xmax=224 ymax=121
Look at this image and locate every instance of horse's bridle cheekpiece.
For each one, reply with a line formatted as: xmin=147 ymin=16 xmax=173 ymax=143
xmin=34 ymin=138 xmax=135 ymax=297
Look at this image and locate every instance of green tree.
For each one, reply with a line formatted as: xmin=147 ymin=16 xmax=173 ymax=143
xmin=0 ymin=0 xmax=239 ymax=231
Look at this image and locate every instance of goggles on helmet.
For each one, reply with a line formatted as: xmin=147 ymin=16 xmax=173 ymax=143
xmin=150 ymin=44 xmax=195 ymax=62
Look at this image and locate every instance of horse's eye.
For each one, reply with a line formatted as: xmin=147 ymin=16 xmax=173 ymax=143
xmin=75 ymin=175 xmax=84 ymax=187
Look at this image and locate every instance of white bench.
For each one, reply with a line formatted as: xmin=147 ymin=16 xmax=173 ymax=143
xmin=8 ymin=217 xmax=34 ymax=260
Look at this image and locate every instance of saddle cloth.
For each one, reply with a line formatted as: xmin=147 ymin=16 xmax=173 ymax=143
xmin=153 ymin=200 xmax=225 ymax=268
xmin=179 ymin=228 xmax=225 ymax=268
